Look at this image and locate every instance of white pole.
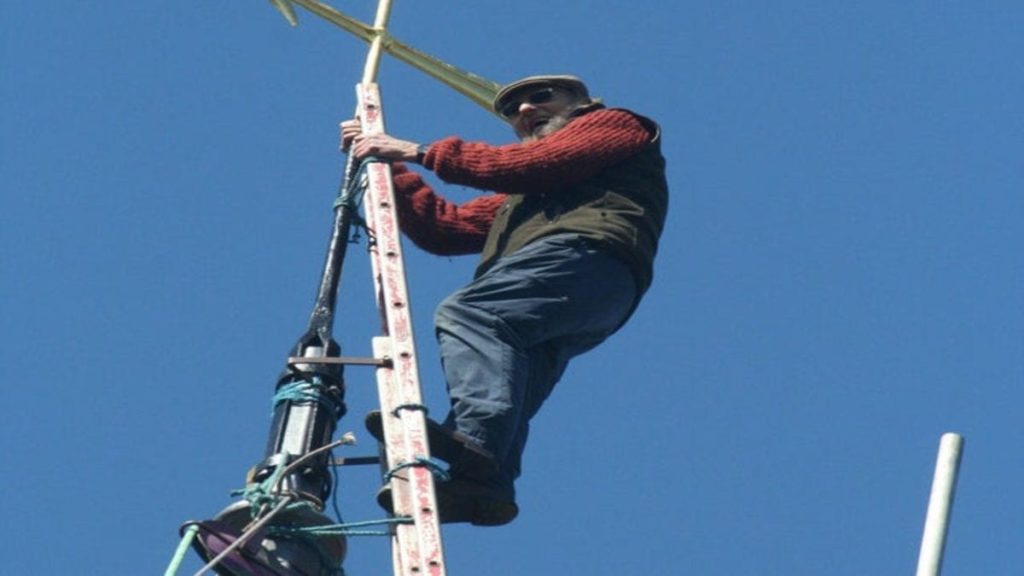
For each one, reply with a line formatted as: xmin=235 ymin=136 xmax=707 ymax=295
xmin=915 ymin=433 xmax=964 ymax=576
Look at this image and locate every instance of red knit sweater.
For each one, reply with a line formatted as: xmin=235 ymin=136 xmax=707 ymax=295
xmin=391 ymin=108 xmax=655 ymax=256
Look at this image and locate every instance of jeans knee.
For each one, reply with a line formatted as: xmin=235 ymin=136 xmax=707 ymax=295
xmin=434 ymin=290 xmax=466 ymax=331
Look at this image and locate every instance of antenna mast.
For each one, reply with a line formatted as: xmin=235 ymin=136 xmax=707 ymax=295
xmin=166 ymin=1 xmax=503 ymax=573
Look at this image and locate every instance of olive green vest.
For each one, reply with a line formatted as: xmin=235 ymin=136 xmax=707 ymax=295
xmin=475 ymin=112 xmax=668 ymax=293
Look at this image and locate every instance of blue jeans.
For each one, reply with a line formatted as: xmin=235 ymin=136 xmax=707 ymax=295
xmin=434 ymin=234 xmax=638 ymax=496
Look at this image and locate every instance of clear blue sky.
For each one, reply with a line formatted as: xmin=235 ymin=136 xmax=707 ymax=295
xmin=2 ymin=2 xmax=1022 ymax=574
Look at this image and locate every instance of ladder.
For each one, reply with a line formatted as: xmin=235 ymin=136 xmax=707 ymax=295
xmin=164 ymin=0 xmax=509 ymax=572
xmin=357 ymin=80 xmax=448 ymax=576
xmin=346 ymin=1 xmax=447 ymax=571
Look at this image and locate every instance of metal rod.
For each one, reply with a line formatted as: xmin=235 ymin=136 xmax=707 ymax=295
xmin=279 ymin=0 xmax=501 ymax=114
xmin=164 ymin=524 xmax=200 ymax=576
xmin=361 ymin=0 xmax=394 ymax=84
xmin=304 ymin=161 xmax=360 ymax=343
xmin=270 ymin=436 xmax=352 ymax=493
xmin=287 ymin=355 xmax=389 ymax=367
xmin=332 ymin=455 xmax=381 ymax=466
xmin=915 ymin=433 xmax=964 ymax=576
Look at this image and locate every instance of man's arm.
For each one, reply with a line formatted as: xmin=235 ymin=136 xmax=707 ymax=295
xmin=422 ymin=108 xmax=655 ymax=194
xmin=389 ymin=163 xmax=505 ymax=256
xmin=341 ymin=119 xmax=499 ymax=256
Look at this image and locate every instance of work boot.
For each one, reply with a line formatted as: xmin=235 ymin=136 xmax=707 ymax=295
xmin=376 ymin=478 xmax=518 ymax=527
xmin=364 ymin=410 xmax=498 ymax=479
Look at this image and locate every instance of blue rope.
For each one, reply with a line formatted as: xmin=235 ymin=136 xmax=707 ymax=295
xmin=380 ymin=406 xmax=448 ymax=483
xmin=334 ymin=157 xmax=375 ymax=209
xmin=333 ymin=157 xmax=384 ymax=245
xmin=384 ymin=456 xmax=451 ymax=484
xmin=273 ymin=377 xmax=343 ymax=418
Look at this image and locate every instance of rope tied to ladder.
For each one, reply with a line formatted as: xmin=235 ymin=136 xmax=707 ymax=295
xmin=270 ymin=516 xmax=413 ymax=538
xmin=391 ymin=402 xmax=428 ymax=417
xmin=381 ymin=404 xmax=449 ymax=481
xmin=384 ymin=456 xmax=451 ymax=484
xmin=334 ymin=156 xmax=385 ymax=244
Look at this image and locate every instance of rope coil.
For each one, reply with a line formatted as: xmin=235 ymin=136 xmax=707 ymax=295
xmin=272 ymin=377 xmax=344 ymax=419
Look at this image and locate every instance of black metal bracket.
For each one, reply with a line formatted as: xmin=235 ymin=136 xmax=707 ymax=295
xmin=287 ymin=355 xmax=391 ymax=369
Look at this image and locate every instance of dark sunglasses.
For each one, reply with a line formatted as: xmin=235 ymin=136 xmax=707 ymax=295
xmin=499 ymin=87 xmax=557 ymax=119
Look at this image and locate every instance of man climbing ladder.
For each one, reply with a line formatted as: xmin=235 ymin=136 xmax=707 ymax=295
xmin=171 ymin=2 xmax=669 ymax=573
xmin=343 ymin=74 xmax=669 ymax=526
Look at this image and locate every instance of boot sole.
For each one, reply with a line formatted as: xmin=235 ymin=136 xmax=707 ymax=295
xmin=377 ymin=483 xmax=518 ymax=527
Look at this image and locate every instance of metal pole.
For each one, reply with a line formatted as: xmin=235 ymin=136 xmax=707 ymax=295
xmin=362 ymin=0 xmax=394 ymax=84
xmin=915 ymin=433 xmax=964 ymax=576
xmin=275 ymin=0 xmax=502 ymax=114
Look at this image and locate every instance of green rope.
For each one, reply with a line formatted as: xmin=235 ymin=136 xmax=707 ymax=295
xmin=232 ymin=460 xmax=294 ymax=518
xmin=270 ymin=517 xmax=413 ymax=538
xmin=222 ymin=482 xmax=348 ymax=575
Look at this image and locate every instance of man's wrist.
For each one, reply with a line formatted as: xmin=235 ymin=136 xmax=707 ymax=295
xmin=415 ymin=143 xmax=430 ymax=164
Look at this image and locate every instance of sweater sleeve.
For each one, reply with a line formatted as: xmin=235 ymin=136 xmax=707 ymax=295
xmin=390 ymin=163 xmax=505 ymax=256
xmin=421 ymin=108 xmax=655 ymax=195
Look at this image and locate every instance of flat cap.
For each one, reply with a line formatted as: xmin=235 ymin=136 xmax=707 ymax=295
xmin=492 ymin=75 xmax=590 ymax=116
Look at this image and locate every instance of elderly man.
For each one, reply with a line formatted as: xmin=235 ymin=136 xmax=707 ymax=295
xmin=341 ymin=75 xmax=667 ymax=526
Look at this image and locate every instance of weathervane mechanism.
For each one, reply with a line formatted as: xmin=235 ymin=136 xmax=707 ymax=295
xmin=269 ymin=0 xmax=501 ymax=114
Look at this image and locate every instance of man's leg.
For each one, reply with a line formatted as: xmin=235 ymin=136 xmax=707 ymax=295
xmin=434 ymin=234 xmax=638 ymax=494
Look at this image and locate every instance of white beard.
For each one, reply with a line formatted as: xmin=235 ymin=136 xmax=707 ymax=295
xmin=523 ymin=112 xmax=572 ymax=142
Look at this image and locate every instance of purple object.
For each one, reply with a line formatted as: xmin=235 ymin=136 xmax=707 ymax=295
xmin=185 ymin=500 xmax=346 ymax=575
